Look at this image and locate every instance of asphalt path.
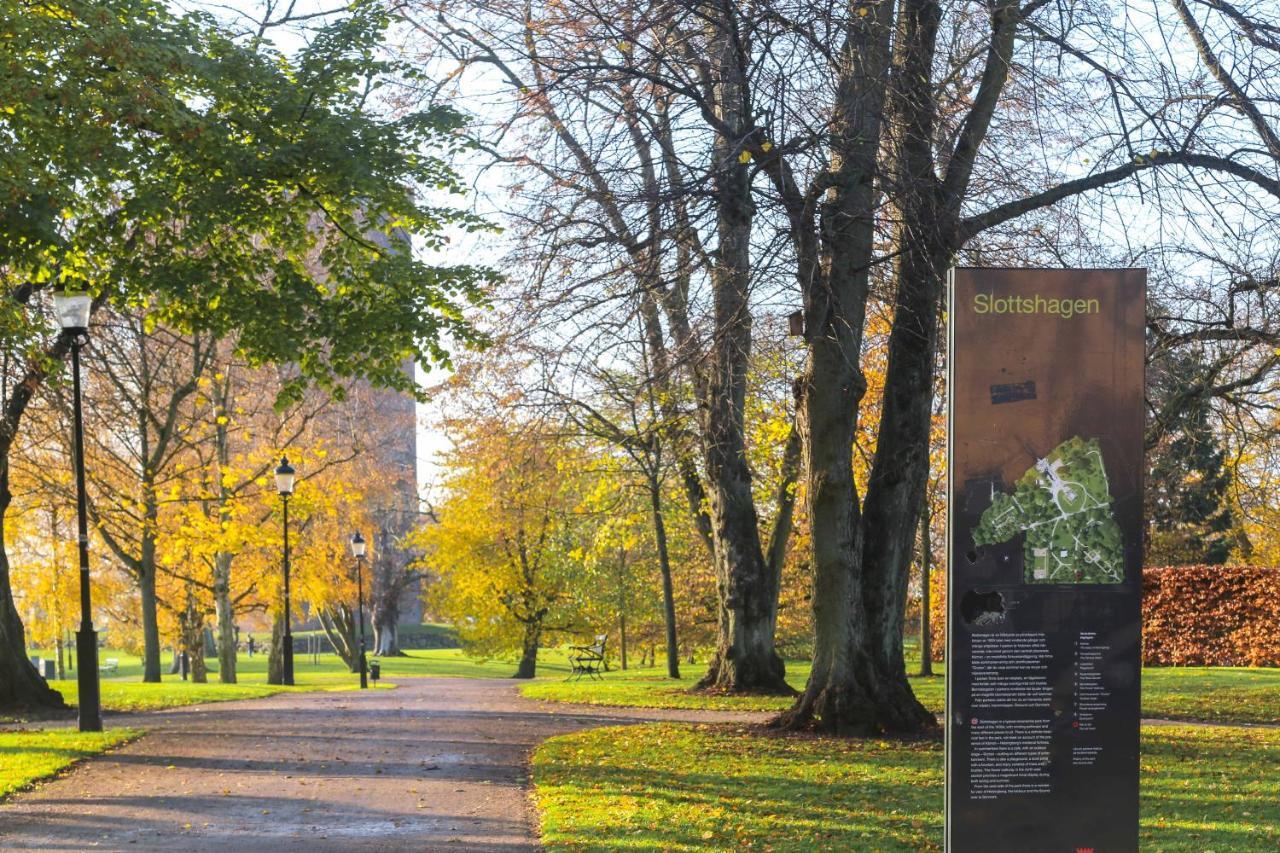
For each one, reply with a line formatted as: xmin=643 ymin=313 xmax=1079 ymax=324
xmin=0 ymin=677 xmax=767 ymax=852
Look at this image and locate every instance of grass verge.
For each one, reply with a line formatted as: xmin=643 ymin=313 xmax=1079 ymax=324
xmin=0 ymin=728 xmax=140 ymax=799
xmin=47 ymin=677 xmax=396 ymax=714
xmin=533 ymin=722 xmax=1280 ymax=851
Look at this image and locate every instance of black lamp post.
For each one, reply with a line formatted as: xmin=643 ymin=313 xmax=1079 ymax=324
xmin=54 ymin=290 xmax=102 ymax=733
xmin=350 ymin=532 xmax=368 ymax=690
xmin=275 ymin=457 xmax=296 ymax=686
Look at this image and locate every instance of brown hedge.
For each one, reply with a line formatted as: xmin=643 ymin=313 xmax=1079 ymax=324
xmin=1142 ymin=566 xmax=1280 ymax=667
xmin=925 ymin=565 xmax=1279 ymax=666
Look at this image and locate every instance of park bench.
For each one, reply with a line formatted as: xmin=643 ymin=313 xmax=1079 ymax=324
xmin=568 ymin=635 xmax=607 ymax=681
xmin=99 ymin=658 xmax=119 ymax=676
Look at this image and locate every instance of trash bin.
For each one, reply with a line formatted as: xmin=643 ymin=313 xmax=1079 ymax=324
xmin=369 ymin=661 xmax=381 ymax=682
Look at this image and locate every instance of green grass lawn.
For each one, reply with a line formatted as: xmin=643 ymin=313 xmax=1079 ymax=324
xmin=33 ymin=645 xmax=573 ymax=683
xmin=0 ymin=728 xmax=139 ymax=799
xmin=1142 ymin=666 xmax=1280 ymax=724
xmin=47 ymin=676 xmax=396 ymax=713
xmin=17 ymin=647 xmax=574 ymax=717
xmin=533 ymin=722 xmax=1280 ymax=851
xmin=522 ymin=660 xmax=1280 ymax=724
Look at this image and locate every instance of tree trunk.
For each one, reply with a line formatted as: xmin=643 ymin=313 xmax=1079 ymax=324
xmin=372 ymin=574 xmax=403 ymax=657
xmin=647 ymin=475 xmax=681 ymax=679
xmin=852 ymin=239 xmax=945 ymax=734
xmin=214 ymin=551 xmax=237 ymax=683
xmin=212 ymin=371 xmax=238 ymax=683
xmin=619 ymin=612 xmax=627 ymax=670
xmin=765 ymin=425 xmax=803 ymax=637
xmin=374 ymin=617 xmax=401 ymax=656
xmin=512 ymin=620 xmax=540 ymax=679
xmin=776 ymin=0 xmax=932 ymax=733
xmin=179 ymin=591 xmax=208 ymax=684
xmin=786 ymin=0 xmax=1020 ymax=734
xmin=370 ymin=526 xmax=410 ymax=656
xmin=0 ymin=545 xmax=67 ymax=711
xmin=138 ymin=555 xmax=162 ymax=682
xmin=919 ymin=498 xmax=933 ymax=677
xmin=694 ymin=9 xmax=788 ymax=695
xmin=266 ymin=609 xmax=285 ymax=685
xmin=847 ymin=0 xmax=954 ymax=733
xmin=319 ymin=607 xmax=357 ymax=670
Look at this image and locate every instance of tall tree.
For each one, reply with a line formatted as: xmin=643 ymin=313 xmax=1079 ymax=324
xmin=1146 ymin=349 xmax=1239 ymax=565
xmin=0 ymin=0 xmax=492 ymax=713
xmin=417 ymin=414 xmax=587 ymax=679
xmin=406 ymin=0 xmax=801 ymax=693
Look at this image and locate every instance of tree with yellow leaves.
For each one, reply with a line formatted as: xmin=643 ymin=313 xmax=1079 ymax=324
xmin=417 ymin=415 xmax=589 ymax=678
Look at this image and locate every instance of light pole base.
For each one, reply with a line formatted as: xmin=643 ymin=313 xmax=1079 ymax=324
xmin=359 ymin=649 xmax=368 ymax=690
xmin=76 ymin=627 xmax=102 ymax=732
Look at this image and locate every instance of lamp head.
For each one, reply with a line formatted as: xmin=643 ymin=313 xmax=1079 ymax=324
xmin=274 ymin=456 xmax=296 ymax=496
xmin=349 ymin=531 xmax=366 ymax=559
xmin=53 ymin=290 xmax=92 ymax=337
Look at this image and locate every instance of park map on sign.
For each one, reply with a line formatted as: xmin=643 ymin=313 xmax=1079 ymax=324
xmin=973 ymin=436 xmax=1124 ymax=584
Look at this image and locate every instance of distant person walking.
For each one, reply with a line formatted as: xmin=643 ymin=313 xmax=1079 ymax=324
xmin=247 ymin=636 xmax=255 ymax=658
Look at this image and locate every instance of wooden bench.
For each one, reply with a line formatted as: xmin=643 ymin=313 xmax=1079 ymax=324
xmin=568 ymin=635 xmax=607 ymax=681
xmin=99 ymin=658 xmax=119 ymax=676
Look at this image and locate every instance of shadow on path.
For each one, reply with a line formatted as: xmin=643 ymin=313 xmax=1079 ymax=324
xmin=0 ymin=677 xmax=768 ymax=852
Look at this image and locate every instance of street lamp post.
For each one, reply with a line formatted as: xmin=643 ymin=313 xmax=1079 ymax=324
xmin=275 ymin=457 xmax=296 ymax=686
xmin=54 ymin=290 xmax=101 ymax=733
xmin=350 ymin=532 xmax=368 ymax=690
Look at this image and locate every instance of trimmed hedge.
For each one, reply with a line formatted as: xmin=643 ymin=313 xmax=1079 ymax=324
xmin=1142 ymin=566 xmax=1280 ymax=667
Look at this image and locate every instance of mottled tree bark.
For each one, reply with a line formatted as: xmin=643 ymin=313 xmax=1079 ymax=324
xmin=266 ymin=610 xmax=285 ymax=686
xmin=213 ymin=551 xmax=237 ymax=683
xmin=179 ymin=590 xmax=208 ymax=683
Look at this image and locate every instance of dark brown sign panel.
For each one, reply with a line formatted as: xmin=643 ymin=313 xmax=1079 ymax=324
xmin=946 ymin=268 xmax=1144 ymax=852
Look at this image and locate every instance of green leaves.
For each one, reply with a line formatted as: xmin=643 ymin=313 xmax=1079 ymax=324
xmin=2 ymin=0 xmax=495 ymax=401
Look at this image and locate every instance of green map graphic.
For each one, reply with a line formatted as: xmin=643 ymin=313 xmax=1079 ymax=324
xmin=973 ymin=436 xmax=1124 ymax=584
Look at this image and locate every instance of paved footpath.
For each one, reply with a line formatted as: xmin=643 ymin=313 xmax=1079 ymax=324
xmin=0 ymin=678 xmax=767 ymax=852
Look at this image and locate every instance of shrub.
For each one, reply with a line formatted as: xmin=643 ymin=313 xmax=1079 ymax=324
xmin=928 ymin=566 xmax=946 ymax=663
xmin=1142 ymin=566 xmax=1280 ymax=666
